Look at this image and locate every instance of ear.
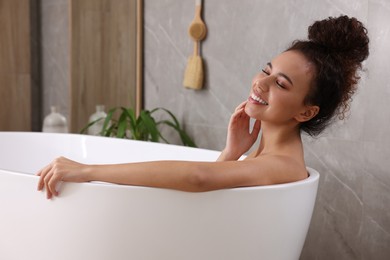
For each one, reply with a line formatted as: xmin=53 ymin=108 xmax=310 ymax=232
xmin=295 ymin=105 xmax=320 ymax=123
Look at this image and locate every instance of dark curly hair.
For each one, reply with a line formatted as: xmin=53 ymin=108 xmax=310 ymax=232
xmin=287 ymin=15 xmax=369 ymax=136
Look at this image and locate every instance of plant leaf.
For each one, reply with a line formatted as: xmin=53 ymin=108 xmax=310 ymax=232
xmin=157 ymin=108 xmax=197 ymax=147
xmin=119 ymin=107 xmax=137 ymax=139
xmin=116 ymin=110 xmax=128 ymax=138
xmin=159 ymin=120 xmax=197 ymax=147
xmin=105 ymin=124 xmax=117 ymax=137
xmin=80 ymin=106 xmax=196 ymax=147
xmin=139 ymin=110 xmax=160 ymax=142
xmin=80 ymin=118 xmax=104 ymax=134
xmin=101 ymin=107 xmax=117 ymax=136
xmin=158 ymin=108 xmax=181 ymax=127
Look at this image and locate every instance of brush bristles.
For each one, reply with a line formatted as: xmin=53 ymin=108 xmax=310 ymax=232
xmin=183 ymin=55 xmax=204 ymax=90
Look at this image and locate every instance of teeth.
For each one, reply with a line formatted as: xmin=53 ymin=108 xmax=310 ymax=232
xmin=251 ymin=93 xmax=268 ymax=105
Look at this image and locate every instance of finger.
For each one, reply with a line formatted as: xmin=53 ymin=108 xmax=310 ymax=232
xmin=37 ymin=174 xmax=44 ymax=191
xmin=37 ymin=165 xmax=51 ymax=191
xmin=235 ymin=101 xmax=247 ymax=111
xmin=233 ymin=106 xmax=244 ymax=115
xmin=231 ymin=107 xmax=245 ymax=121
xmin=234 ymin=101 xmax=247 ymax=112
xmin=44 ymin=171 xmax=54 ymax=199
xmin=251 ymin=120 xmax=261 ymax=137
xmin=48 ymin=173 xmax=62 ymax=197
xmin=237 ymin=107 xmax=250 ymax=119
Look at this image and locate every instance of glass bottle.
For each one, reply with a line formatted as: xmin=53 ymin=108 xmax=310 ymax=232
xmin=88 ymin=105 xmax=107 ymax=135
xmin=42 ymin=106 xmax=68 ymax=133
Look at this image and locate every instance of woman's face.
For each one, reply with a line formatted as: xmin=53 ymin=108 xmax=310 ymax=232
xmin=245 ymin=50 xmax=316 ymax=125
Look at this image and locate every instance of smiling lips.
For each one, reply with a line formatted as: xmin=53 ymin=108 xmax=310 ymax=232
xmin=249 ymin=93 xmax=268 ymax=105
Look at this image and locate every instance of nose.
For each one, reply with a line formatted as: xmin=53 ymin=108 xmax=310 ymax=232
xmin=254 ymin=78 xmax=270 ymax=93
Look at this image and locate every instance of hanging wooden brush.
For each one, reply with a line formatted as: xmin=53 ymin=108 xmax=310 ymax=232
xmin=183 ymin=0 xmax=207 ymax=90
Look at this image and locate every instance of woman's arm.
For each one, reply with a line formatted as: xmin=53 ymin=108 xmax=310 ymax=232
xmin=36 ymin=155 xmax=300 ymax=199
xmin=37 ymin=157 xmax=254 ymax=198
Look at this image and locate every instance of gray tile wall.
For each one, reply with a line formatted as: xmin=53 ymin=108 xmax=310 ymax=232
xmin=41 ymin=0 xmax=70 ymax=122
xmin=144 ymin=0 xmax=390 ymax=259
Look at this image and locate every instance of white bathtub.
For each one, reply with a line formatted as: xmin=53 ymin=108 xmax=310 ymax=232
xmin=0 ymin=132 xmax=319 ymax=260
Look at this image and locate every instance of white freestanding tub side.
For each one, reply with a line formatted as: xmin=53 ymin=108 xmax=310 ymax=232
xmin=0 ymin=132 xmax=319 ymax=260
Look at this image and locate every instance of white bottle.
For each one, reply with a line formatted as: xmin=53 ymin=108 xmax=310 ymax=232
xmin=42 ymin=106 xmax=68 ymax=133
xmin=88 ymin=105 xmax=107 ymax=135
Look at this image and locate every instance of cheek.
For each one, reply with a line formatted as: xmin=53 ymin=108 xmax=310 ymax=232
xmin=270 ymin=93 xmax=304 ymax=114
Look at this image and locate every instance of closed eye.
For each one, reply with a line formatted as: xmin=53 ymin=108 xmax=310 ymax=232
xmin=276 ymin=80 xmax=286 ymax=89
xmin=261 ymin=69 xmax=270 ymax=75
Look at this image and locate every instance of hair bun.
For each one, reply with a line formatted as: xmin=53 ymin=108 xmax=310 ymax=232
xmin=308 ymin=15 xmax=369 ymax=63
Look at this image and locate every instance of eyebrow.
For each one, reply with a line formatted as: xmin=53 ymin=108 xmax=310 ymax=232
xmin=267 ymin=62 xmax=294 ymax=86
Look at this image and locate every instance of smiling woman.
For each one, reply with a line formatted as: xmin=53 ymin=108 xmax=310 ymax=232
xmin=37 ymin=15 xmax=368 ymax=200
xmin=245 ymin=51 xmax=319 ymax=127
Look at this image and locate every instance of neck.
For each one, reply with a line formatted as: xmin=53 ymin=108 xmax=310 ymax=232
xmin=256 ymin=121 xmax=302 ymax=156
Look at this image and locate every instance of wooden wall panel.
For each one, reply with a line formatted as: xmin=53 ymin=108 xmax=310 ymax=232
xmin=70 ymin=0 xmax=138 ymax=132
xmin=0 ymin=0 xmax=31 ymax=131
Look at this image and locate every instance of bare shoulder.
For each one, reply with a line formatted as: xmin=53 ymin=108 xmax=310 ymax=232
xmin=200 ymin=153 xmax=308 ymax=190
xmin=247 ymin=154 xmax=308 ymax=185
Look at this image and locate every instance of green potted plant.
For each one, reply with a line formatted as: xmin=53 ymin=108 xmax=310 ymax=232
xmin=81 ymin=107 xmax=197 ymax=147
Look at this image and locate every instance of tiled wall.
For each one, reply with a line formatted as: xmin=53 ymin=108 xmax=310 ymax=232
xmin=144 ymin=0 xmax=390 ymax=259
xmin=41 ymin=0 xmax=70 ymax=121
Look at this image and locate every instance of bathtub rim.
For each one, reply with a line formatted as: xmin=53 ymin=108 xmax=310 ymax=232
xmin=0 ymin=131 xmax=319 ymax=192
xmin=0 ymin=131 xmax=216 ymax=154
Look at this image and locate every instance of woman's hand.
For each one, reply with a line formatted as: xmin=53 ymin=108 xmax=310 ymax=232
xmin=218 ymin=101 xmax=261 ymax=161
xmin=36 ymin=157 xmax=90 ymax=199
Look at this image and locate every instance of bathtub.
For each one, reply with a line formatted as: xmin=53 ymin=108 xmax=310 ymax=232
xmin=0 ymin=132 xmax=319 ymax=260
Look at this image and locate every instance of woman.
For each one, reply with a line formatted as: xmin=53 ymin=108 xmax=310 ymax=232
xmin=37 ymin=15 xmax=369 ymax=199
